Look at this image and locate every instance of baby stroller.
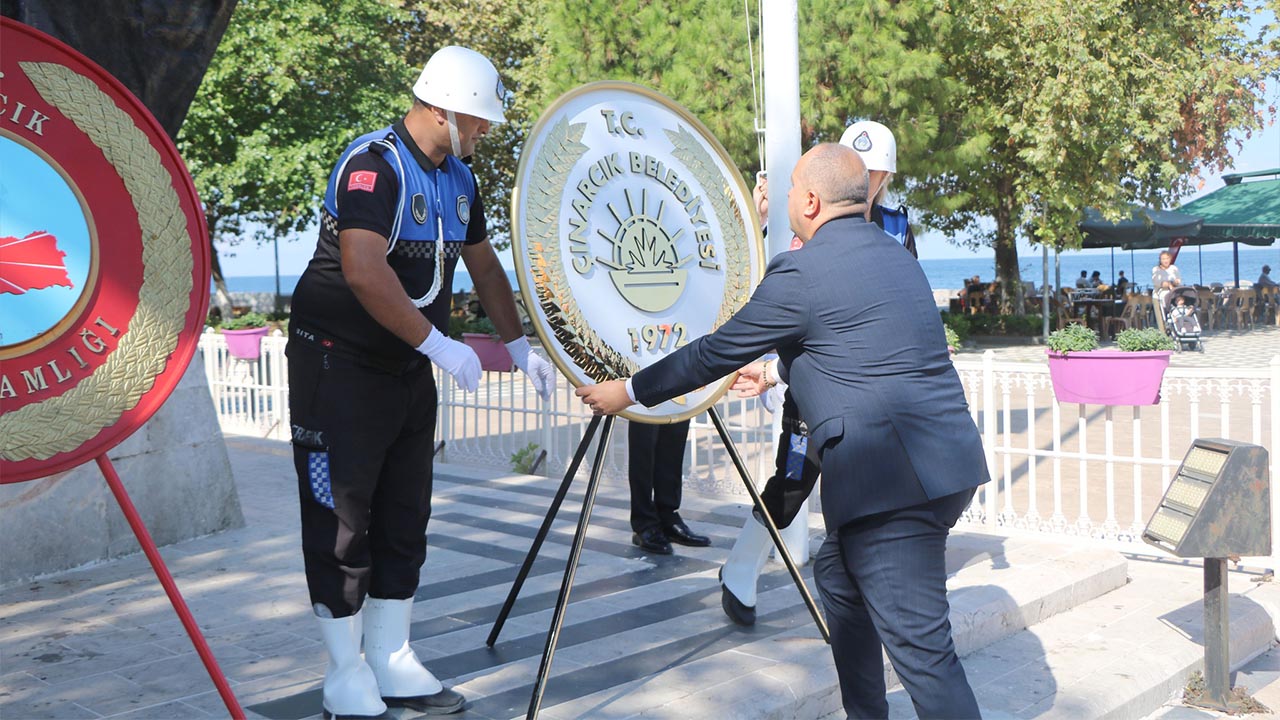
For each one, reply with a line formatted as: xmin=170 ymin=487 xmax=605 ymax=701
xmin=1162 ymin=286 xmax=1203 ymax=351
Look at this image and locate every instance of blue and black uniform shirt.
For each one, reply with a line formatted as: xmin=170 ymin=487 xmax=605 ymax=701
xmin=291 ymin=120 xmax=487 ymax=367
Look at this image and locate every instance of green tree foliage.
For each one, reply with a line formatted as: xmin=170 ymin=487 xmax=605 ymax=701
xmin=799 ymin=0 xmax=984 ymax=186
xmin=401 ymin=0 xmax=543 ymax=248
xmin=180 ymin=0 xmax=537 ymax=306
xmin=179 ymin=0 xmax=414 ymax=300
xmin=535 ymin=1 xmax=973 ymax=188
xmin=916 ymin=0 xmax=1280 ymax=309
xmin=537 ymin=1 xmax=759 ymax=180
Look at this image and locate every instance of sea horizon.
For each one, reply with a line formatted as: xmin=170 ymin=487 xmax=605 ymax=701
xmin=219 ymin=245 xmax=1279 ymax=297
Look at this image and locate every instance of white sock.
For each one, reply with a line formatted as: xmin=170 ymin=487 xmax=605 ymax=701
xmin=720 ymin=512 xmax=774 ymax=607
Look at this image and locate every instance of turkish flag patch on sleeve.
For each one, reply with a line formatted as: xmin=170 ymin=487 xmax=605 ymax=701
xmin=347 ymin=170 xmax=378 ymax=193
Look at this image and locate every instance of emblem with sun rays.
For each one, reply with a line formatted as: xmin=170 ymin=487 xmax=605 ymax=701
xmin=595 ymin=188 xmax=691 ymax=313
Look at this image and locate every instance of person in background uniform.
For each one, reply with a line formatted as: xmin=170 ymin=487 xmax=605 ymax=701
xmin=715 ymin=120 xmax=919 ymax=627
xmin=575 ymin=144 xmax=988 ymax=719
xmin=845 ymin=120 xmax=916 ymax=256
xmin=627 ymin=420 xmax=711 ymax=555
xmin=286 ymin=46 xmax=554 ymax=719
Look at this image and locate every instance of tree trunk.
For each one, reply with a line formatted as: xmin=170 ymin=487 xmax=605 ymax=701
xmin=205 ymin=212 xmax=233 ymax=319
xmin=1 ymin=0 xmax=237 ymax=142
xmin=209 ymin=243 xmax=234 ymax=320
xmin=993 ymin=181 xmax=1023 ymax=315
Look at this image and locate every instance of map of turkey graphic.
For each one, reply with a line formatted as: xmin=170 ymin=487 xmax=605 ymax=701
xmin=0 ymin=230 xmax=73 ymax=295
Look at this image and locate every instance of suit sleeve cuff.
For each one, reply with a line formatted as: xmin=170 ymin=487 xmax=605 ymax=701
xmin=625 ymin=377 xmax=637 ymax=403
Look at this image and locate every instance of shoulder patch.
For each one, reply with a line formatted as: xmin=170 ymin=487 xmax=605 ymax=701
xmin=412 ymin=193 xmax=428 ymax=224
xmin=348 ymin=170 xmax=378 ymax=193
xmin=456 ymin=194 xmax=470 ymax=224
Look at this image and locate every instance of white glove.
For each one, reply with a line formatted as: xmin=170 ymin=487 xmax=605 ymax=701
xmin=416 ymin=327 xmax=481 ymax=392
xmin=505 ymin=336 xmax=556 ymax=401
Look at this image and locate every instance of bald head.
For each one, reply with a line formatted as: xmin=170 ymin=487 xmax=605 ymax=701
xmin=787 ymin=143 xmax=870 ymax=242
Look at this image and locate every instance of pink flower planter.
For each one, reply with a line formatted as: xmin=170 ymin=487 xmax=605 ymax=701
xmin=223 ymin=326 xmax=269 ymax=360
xmin=1045 ymin=349 xmax=1172 ymax=405
xmin=463 ymin=333 xmax=513 ymax=372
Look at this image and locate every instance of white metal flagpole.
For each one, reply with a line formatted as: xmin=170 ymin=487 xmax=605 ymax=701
xmin=762 ymin=1 xmax=801 ymax=258
xmin=761 ymin=0 xmax=809 ymax=563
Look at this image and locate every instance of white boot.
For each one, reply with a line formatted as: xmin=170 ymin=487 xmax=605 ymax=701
xmin=363 ymin=597 xmax=444 ymax=697
xmin=316 ymin=611 xmax=387 ymax=718
xmin=721 ymin=512 xmax=774 ymax=608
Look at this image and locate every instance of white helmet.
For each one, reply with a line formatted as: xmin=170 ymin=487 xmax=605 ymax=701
xmin=412 ymin=46 xmax=507 ymax=123
xmin=839 ymin=120 xmax=896 ymax=173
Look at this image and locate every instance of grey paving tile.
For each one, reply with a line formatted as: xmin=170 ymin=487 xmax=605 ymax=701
xmin=4 ymin=671 xmax=144 ymax=717
xmin=178 ymin=669 xmax=322 ymax=718
xmin=103 ymin=699 xmax=215 ymax=719
xmin=0 ymin=670 xmax=50 ymax=705
xmin=113 ymin=643 xmax=260 ymax=694
xmin=9 ymin=639 xmax=183 ymax=685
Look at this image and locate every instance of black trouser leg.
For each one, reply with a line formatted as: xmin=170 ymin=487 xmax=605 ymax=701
xmin=652 ymin=420 xmax=690 ymax=526
xmin=816 ymin=489 xmax=980 ymax=720
xmin=627 ymin=421 xmax=661 ymax=533
xmin=290 ymin=345 xmax=431 ymax=617
xmin=367 ymin=369 xmax=438 ymax=601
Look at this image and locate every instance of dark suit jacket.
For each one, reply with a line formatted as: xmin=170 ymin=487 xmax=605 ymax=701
xmin=632 ymin=216 xmax=989 ymax=531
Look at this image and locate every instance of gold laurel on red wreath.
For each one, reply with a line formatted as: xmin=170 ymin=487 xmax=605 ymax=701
xmin=526 ymin=116 xmax=640 ymax=383
xmin=0 ymin=61 xmax=192 ymax=461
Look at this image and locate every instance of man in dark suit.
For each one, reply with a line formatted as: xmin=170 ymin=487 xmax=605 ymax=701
xmin=576 ymin=143 xmax=988 ymax=719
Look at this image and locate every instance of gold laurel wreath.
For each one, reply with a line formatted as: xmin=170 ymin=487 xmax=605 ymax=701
xmin=665 ymin=126 xmax=752 ymax=327
xmin=526 ymin=117 xmax=639 ymax=382
xmin=0 ymin=61 xmax=192 ymax=461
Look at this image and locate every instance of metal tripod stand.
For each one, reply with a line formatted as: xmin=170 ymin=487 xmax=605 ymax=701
xmin=485 ymin=407 xmax=830 ymax=719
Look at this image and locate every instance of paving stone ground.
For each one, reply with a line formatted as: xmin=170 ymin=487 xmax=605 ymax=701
xmin=3 ymin=432 xmax=1279 ymax=720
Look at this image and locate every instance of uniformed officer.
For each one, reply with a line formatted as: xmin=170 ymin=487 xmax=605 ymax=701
xmin=287 ymin=46 xmax=554 ymax=718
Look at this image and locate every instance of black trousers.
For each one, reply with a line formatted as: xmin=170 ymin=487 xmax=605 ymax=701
xmin=758 ymin=391 xmax=822 ymax=529
xmin=814 ymin=488 xmax=980 ymax=720
xmin=288 ymin=343 xmax=438 ymax=618
xmin=627 ymin=420 xmax=691 ymax=533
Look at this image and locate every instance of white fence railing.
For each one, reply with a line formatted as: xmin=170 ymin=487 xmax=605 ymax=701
xmin=197 ymin=331 xmax=775 ymax=496
xmin=198 ymin=332 xmax=1279 ymax=567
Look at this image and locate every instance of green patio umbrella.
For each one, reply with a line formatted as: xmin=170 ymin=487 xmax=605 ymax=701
xmin=1177 ymin=169 xmax=1280 ymax=245
xmin=1079 ymin=206 xmax=1203 ymax=249
xmin=1177 ymin=169 xmax=1279 ymax=286
xmin=1078 ymin=205 xmax=1203 ymax=285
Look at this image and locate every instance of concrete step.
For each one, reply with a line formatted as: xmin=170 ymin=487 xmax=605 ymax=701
xmin=225 ymin=465 xmax=1129 ymax=720
xmin=0 ymin=452 xmax=1136 ymax=720
xmin=1138 ymin=633 xmax=1280 ymax=719
xmin=868 ymin=558 xmax=1278 ymax=720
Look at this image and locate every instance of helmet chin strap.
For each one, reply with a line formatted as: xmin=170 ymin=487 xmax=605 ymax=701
xmin=868 ymin=174 xmax=889 ymax=207
xmin=446 ymin=109 xmax=462 ymax=157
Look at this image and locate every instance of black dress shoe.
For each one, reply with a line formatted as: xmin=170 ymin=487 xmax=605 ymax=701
xmin=718 ymin=568 xmax=756 ymax=626
xmin=632 ymin=527 xmax=673 ymax=555
xmin=384 ymin=687 xmax=466 ymax=715
xmin=663 ymin=519 xmax=711 ymax=547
